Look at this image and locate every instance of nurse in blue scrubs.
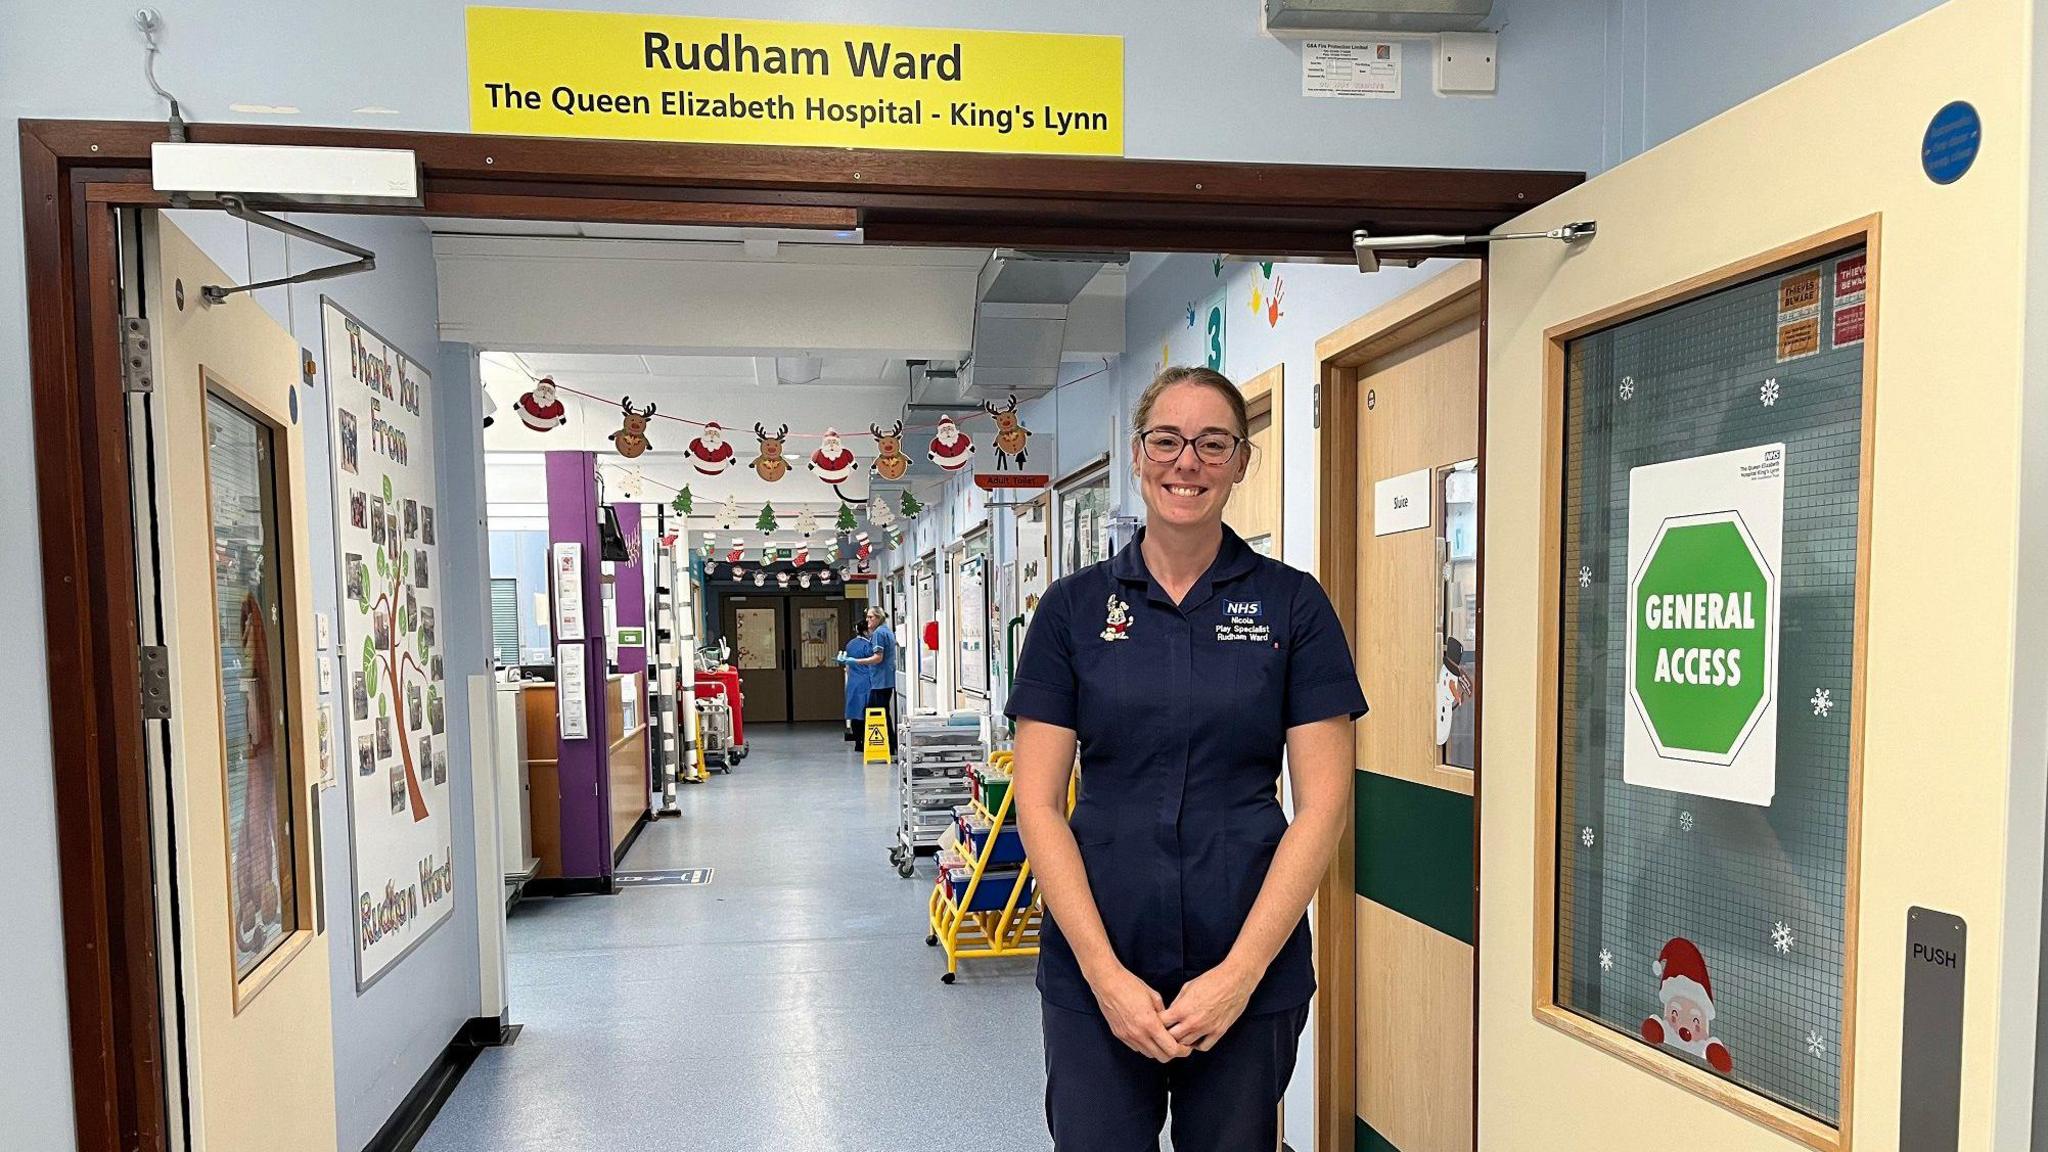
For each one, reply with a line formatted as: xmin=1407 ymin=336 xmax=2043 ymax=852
xmin=839 ymin=616 xmax=874 ymax=742
xmin=1006 ymin=367 xmax=1367 ymax=1152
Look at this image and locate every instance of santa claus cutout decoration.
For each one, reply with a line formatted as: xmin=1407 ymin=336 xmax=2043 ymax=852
xmin=517 ymin=376 xmax=568 ymax=432
xmin=928 ymin=415 xmax=975 ymax=472
xmin=611 ymin=397 xmax=656 ymax=459
xmin=808 ymin=427 xmax=860 ymax=487
xmin=1640 ymin=937 xmax=1733 ymax=1074
xmin=685 ymin=421 xmax=736 ymax=476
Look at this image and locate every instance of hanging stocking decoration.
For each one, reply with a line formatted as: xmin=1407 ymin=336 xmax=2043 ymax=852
xmin=685 ymin=421 xmax=736 ymax=476
xmin=727 ymin=535 xmax=745 ymax=563
xmin=516 ymin=375 xmax=568 ymax=432
xmin=793 ymin=542 xmax=810 ymax=567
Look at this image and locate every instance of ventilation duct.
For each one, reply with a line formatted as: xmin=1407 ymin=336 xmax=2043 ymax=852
xmin=1263 ymin=0 xmax=1491 ymax=34
xmin=910 ymin=250 xmax=1125 ymax=404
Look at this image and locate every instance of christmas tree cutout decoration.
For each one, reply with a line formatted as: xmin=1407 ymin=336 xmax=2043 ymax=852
xmin=756 ymin=503 xmax=779 ymax=534
xmin=900 ymin=489 xmax=924 ymax=518
xmin=836 ymin=504 xmax=858 ymax=533
xmin=672 ymin=485 xmax=694 ymax=516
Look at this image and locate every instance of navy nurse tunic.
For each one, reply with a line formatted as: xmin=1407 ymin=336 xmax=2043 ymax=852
xmin=1004 ymin=525 xmax=1367 ymax=1016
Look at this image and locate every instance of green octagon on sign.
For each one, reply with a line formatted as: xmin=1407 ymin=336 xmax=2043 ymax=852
xmin=1629 ymin=514 xmax=1775 ymax=763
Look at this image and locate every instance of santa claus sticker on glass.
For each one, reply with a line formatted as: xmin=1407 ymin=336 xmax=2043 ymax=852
xmin=684 ymin=421 xmax=736 ymax=476
xmin=808 ymin=427 xmax=861 ymax=487
xmin=927 ymin=415 xmax=975 ymax=472
xmin=516 ymin=376 xmax=568 ymax=432
xmin=1640 ymin=937 xmax=1733 ymax=1074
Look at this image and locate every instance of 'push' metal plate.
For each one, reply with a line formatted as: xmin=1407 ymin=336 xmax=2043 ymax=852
xmin=1900 ymin=906 xmax=1966 ymax=1152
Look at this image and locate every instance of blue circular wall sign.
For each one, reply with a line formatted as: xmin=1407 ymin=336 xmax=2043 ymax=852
xmin=1922 ymin=101 xmax=1981 ymax=185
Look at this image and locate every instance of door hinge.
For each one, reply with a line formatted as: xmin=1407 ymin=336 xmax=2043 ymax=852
xmin=139 ymin=645 xmax=172 ymax=719
xmin=122 ymin=317 xmax=154 ymax=394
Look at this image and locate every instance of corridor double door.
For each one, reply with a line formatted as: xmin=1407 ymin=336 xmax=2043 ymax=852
xmin=722 ymin=594 xmax=859 ymax=723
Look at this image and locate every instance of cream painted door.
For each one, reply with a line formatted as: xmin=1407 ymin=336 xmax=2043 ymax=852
xmin=1351 ymin=296 xmax=1481 ymax=1152
xmin=146 ymin=214 xmax=338 ymax=1152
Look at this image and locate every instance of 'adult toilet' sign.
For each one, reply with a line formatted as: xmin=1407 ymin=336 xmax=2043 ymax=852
xmin=1624 ymin=444 xmax=1785 ymax=805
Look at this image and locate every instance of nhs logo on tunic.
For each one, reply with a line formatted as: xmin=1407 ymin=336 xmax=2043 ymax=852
xmin=1216 ymin=601 xmax=1270 ymax=642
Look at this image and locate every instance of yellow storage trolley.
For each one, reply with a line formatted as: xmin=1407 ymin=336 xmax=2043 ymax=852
xmin=925 ymin=752 xmax=1075 ymax=984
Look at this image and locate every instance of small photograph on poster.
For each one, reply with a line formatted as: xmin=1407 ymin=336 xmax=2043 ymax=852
xmin=417 ymin=737 xmax=432 ymax=782
xmin=428 ymin=686 xmax=444 ymax=735
xmin=317 ymin=705 xmax=334 ymax=787
xmin=370 ymin=497 xmax=387 ymax=544
xmin=404 ymin=499 xmax=419 ymax=540
xmin=386 ymin=513 xmax=400 ymax=551
xmin=404 ymin=585 xmax=416 ymax=624
xmin=352 ymin=671 xmax=369 ymax=720
xmin=415 ymin=549 xmax=431 ymax=589
xmin=373 ymin=608 xmax=391 ymax=648
xmin=387 ymin=764 xmax=406 ymax=813
xmin=422 ymin=506 xmax=436 ymax=545
xmin=407 ymin=684 xmax=423 ymax=731
xmin=356 ymin=734 xmax=374 ymax=776
xmin=350 ymin=490 xmax=367 ymax=529
xmin=420 ymin=607 xmax=436 ymax=650
xmin=433 ymin=749 xmax=447 ymax=786
xmin=339 ymin=408 xmax=359 ymax=474
xmin=345 ymin=554 xmax=364 ymax=601
xmin=375 ymin=714 xmax=393 ymax=758
xmin=430 ymin=654 xmax=443 ymax=682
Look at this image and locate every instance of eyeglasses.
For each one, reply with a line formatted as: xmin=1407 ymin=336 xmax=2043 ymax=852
xmin=1137 ymin=427 xmax=1244 ymax=466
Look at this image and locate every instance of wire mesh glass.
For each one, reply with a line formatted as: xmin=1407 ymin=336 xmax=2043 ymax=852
xmin=1556 ymin=246 xmax=1866 ymax=1124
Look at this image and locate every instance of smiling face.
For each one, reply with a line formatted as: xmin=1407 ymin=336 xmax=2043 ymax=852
xmin=1132 ymin=380 xmax=1246 ymax=531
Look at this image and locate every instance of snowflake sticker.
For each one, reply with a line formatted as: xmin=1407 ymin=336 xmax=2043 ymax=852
xmin=1578 ymin=565 xmax=1593 ymax=589
xmin=1806 ymin=1029 xmax=1827 ymax=1059
xmin=1581 ymin=826 xmax=1596 ymax=848
xmin=1618 ymin=375 xmax=1636 ymax=401
xmin=1772 ymin=920 xmax=1796 ymax=954
xmin=1811 ymin=688 xmax=1834 ymax=718
xmin=1760 ymin=377 xmax=1781 ymax=407
xmin=1679 ymin=810 xmax=1695 ymax=833
xmin=1599 ymin=948 xmax=1614 ymax=972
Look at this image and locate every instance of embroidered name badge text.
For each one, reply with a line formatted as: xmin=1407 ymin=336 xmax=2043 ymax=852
xmin=1215 ymin=600 xmax=1271 ymax=642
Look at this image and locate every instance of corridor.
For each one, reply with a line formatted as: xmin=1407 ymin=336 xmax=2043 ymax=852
xmin=418 ymin=724 xmax=1048 ymax=1152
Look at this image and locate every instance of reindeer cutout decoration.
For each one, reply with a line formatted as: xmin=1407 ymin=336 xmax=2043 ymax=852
xmin=751 ymin=422 xmax=791 ymax=482
xmin=870 ymin=421 xmax=910 ymax=481
xmin=610 ymin=397 xmax=656 ymax=459
xmin=982 ymin=395 xmax=1031 ymax=470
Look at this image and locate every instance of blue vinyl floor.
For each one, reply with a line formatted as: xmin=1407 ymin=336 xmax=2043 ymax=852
xmin=416 ymin=722 xmax=1050 ymax=1152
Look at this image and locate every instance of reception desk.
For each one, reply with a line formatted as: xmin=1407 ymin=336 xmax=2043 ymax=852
xmin=521 ymin=673 xmax=650 ymax=882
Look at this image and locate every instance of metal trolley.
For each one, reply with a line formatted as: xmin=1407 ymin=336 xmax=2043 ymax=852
xmin=889 ymin=713 xmax=986 ymax=877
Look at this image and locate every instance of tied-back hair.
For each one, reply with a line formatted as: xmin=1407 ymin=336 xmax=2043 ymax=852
xmin=1132 ymin=366 xmax=1250 ymax=440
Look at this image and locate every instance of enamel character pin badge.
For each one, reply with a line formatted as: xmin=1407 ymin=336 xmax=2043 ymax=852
xmin=1101 ymin=594 xmax=1133 ymax=642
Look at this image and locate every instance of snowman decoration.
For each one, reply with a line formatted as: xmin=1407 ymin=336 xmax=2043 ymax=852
xmin=808 ymin=427 xmax=861 ymax=486
xmin=1640 ymin=938 xmax=1734 ymax=1074
xmin=1434 ymin=637 xmax=1475 ymax=748
xmin=516 ymin=376 xmax=568 ymax=432
xmin=685 ymin=421 xmax=737 ymax=476
xmin=928 ymin=415 xmax=975 ymax=472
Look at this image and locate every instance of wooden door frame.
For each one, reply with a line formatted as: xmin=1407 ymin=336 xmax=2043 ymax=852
xmin=18 ymin=117 xmax=1576 ymax=1151
xmin=1312 ymin=260 xmax=1487 ymax=1152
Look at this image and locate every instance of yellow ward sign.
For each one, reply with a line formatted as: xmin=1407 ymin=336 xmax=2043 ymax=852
xmin=467 ymin=8 xmax=1125 ymax=156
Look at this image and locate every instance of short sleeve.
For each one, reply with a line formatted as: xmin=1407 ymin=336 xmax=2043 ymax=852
xmin=1283 ymin=572 xmax=1368 ymax=728
xmin=1004 ymin=579 xmax=1079 ymax=729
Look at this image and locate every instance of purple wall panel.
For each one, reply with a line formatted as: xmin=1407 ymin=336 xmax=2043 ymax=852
xmin=545 ymin=451 xmax=611 ymax=879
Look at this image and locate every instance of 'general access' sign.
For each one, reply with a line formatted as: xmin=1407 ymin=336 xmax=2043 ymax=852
xmin=467 ymin=7 xmax=1125 ymax=156
xmin=1624 ymin=444 xmax=1785 ymax=805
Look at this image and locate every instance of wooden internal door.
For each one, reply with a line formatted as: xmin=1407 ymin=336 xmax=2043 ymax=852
xmin=725 ymin=597 xmax=789 ymax=723
xmin=789 ymin=595 xmax=853 ymax=723
xmin=1323 ymin=265 xmax=1483 ymax=1152
xmin=143 ymin=214 xmax=339 ymax=1152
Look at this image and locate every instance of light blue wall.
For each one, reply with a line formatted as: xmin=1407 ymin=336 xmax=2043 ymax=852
xmin=0 ymin=2 xmax=1955 ymax=1149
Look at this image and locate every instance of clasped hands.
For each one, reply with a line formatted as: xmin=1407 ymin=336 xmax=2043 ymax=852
xmin=1090 ymin=961 xmax=1257 ymax=1063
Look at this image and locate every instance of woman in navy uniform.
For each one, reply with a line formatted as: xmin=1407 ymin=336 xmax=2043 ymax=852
xmin=1007 ymin=367 xmax=1366 ymax=1152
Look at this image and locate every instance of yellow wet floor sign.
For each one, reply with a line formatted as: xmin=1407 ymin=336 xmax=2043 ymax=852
xmin=863 ymin=708 xmax=891 ymax=763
